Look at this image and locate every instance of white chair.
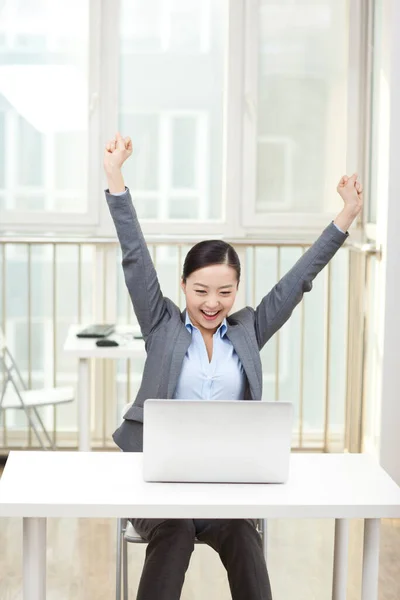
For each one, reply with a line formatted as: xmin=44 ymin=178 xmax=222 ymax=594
xmin=0 ymin=328 xmax=74 ymax=450
xmin=115 ymin=403 xmax=268 ymax=600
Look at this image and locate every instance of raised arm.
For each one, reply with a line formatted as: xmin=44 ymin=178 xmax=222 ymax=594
xmin=254 ymin=173 xmax=363 ymax=349
xmin=104 ymin=133 xmax=166 ymax=339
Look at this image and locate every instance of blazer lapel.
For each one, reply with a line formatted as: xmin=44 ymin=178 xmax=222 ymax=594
xmin=167 ymin=319 xmax=191 ymax=398
xmin=225 ymin=323 xmax=262 ymax=400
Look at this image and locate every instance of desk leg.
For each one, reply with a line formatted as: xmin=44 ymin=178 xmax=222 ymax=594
xmin=23 ymin=517 xmax=46 ymax=600
xmin=332 ymin=518 xmax=349 ymax=600
xmin=361 ymin=519 xmax=380 ymax=600
xmin=78 ymin=358 xmax=91 ymax=451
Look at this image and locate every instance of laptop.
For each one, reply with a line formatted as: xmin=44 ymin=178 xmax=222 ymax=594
xmin=143 ymin=399 xmax=293 ymax=483
xmin=76 ymin=324 xmax=115 ymax=338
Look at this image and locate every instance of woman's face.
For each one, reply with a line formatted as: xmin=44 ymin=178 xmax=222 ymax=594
xmin=181 ymin=264 xmax=239 ymax=334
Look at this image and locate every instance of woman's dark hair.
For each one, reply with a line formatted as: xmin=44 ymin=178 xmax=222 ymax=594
xmin=182 ymin=240 xmax=241 ymax=283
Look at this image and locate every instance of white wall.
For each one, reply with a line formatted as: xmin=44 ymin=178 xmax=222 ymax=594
xmin=375 ymin=0 xmax=400 ymax=484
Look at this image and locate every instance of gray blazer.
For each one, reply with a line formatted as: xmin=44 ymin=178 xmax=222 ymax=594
xmin=106 ymin=190 xmax=348 ymax=452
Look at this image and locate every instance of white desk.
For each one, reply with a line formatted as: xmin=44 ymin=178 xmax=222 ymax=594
xmin=63 ymin=324 xmax=145 ymax=451
xmin=1 ymin=452 xmax=400 ymax=600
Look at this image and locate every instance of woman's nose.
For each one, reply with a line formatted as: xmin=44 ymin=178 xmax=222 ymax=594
xmin=204 ymin=299 xmax=220 ymax=309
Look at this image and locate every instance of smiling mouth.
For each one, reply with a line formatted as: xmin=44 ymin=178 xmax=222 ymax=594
xmin=200 ymin=309 xmax=221 ymax=321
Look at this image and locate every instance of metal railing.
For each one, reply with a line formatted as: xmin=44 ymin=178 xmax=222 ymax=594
xmin=0 ymin=235 xmax=379 ymax=453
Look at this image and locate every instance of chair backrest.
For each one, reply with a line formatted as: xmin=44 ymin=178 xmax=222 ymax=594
xmin=0 ymin=331 xmax=27 ymax=409
xmin=0 ymin=328 xmax=6 ymax=352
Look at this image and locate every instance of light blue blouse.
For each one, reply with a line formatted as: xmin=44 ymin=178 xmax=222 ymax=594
xmin=173 ymin=313 xmax=246 ymax=401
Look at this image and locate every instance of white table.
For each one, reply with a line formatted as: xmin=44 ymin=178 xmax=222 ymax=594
xmin=63 ymin=324 xmax=145 ymax=451
xmin=1 ymin=452 xmax=400 ymax=600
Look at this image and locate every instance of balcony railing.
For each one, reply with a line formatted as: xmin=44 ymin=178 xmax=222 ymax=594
xmin=0 ymin=234 xmax=377 ymax=453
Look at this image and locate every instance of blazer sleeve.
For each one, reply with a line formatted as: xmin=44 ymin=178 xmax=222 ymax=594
xmin=254 ymin=222 xmax=348 ymax=349
xmin=105 ymin=187 xmax=167 ymax=339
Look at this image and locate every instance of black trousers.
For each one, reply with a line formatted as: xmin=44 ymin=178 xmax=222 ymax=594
xmin=131 ymin=517 xmax=273 ymax=600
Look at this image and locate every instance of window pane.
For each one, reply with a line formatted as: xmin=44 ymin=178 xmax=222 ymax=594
xmin=0 ymin=111 xmax=5 ymax=187
xmin=120 ymin=0 xmax=163 ymax=54
xmin=168 ymin=0 xmax=205 ymax=52
xmin=257 ymin=138 xmax=294 ymax=210
xmin=168 ymin=197 xmax=198 ymax=219
xmin=256 ymin=0 xmax=348 ymax=214
xmin=131 ymin=196 xmax=159 ymax=219
xmin=55 ymin=132 xmax=86 ymax=191
xmin=172 ymin=117 xmax=197 ymax=188
xmin=121 ymin=0 xmax=210 ymax=54
xmin=119 ymin=0 xmax=224 ymax=221
xmin=120 ymin=113 xmax=160 ymax=191
xmin=0 ymin=0 xmax=89 ymax=215
xmin=18 ymin=116 xmax=43 ymax=186
xmin=14 ymin=195 xmax=46 ymax=211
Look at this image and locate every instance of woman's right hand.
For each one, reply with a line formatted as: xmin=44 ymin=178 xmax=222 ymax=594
xmin=103 ymin=132 xmax=133 ymax=174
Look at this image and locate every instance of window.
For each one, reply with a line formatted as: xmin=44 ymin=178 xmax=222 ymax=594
xmin=0 ymin=0 xmax=363 ymax=236
xmin=243 ymin=0 xmax=350 ymax=228
xmin=119 ymin=0 xmax=225 ymax=223
xmin=0 ymin=0 xmax=91 ymax=222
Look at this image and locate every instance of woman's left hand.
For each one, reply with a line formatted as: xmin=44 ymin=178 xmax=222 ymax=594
xmin=336 ymin=173 xmax=363 ymax=216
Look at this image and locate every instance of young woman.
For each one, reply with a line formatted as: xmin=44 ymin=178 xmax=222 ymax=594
xmin=104 ymin=133 xmax=363 ymax=600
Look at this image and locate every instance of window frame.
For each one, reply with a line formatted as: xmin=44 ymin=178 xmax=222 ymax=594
xmin=241 ymin=0 xmax=366 ymax=237
xmin=0 ymin=0 xmax=368 ymax=241
xmin=0 ymin=0 xmax=103 ymax=233
xmin=363 ymin=0 xmax=383 ymax=241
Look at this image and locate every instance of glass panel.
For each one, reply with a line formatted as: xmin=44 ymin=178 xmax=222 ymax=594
xmin=121 ymin=0 xmax=209 ymax=54
xmin=257 ymin=138 xmax=293 ymax=210
xmin=55 ymin=132 xmax=86 ymax=190
xmin=253 ymin=243 xmax=348 ymax=447
xmin=53 ymin=193 xmax=85 ymax=213
xmin=168 ymin=0 xmax=206 ymax=52
xmin=171 ymin=117 xmax=196 ymax=188
xmin=119 ymin=0 xmax=224 ymax=221
xmin=0 ymin=241 xmax=99 ymax=440
xmin=130 ymin=196 xmax=160 ymax=220
xmin=168 ymin=197 xmax=199 ymax=219
xmin=363 ymin=256 xmax=380 ymax=451
xmin=0 ymin=0 xmax=89 ymax=214
xmin=18 ymin=116 xmax=43 ymax=186
xmin=328 ymin=248 xmax=349 ymax=445
xmin=256 ymin=0 xmax=349 ymax=214
xmin=119 ymin=113 xmax=160 ymax=191
xmin=14 ymin=195 xmax=46 ymax=211
xmin=120 ymin=0 xmax=164 ymax=54
xmin=0 ymin=111 xmax=5 ymax=187
xmin=31 ymin=245 xmax=55 ymax=383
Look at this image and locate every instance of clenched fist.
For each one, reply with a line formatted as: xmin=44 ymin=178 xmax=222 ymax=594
xmin=104 ymin=132 xmax=133 ymax=174
xmin=333 ymin=173 xmax=363 ymax=232
xmin=337 ymin=173 xmax=363 ymax=216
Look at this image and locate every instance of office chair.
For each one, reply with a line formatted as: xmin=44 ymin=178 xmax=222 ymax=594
xmin=0 ymin=328 xmax=74 ymax=450
xmin=115 ymin=404 xmax=268 ymax=600
xmin=116 ymin=516 xmax=268 ymax=600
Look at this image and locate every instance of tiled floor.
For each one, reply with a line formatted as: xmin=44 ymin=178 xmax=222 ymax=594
xmin=0 ymin=468 xmax=399 ymax=599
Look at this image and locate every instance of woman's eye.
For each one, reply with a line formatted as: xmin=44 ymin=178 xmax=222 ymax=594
xmin=195 ymin=290 xmax=206 ymax=294
xmin=221 ymin=292 xmax=231 ymax=296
